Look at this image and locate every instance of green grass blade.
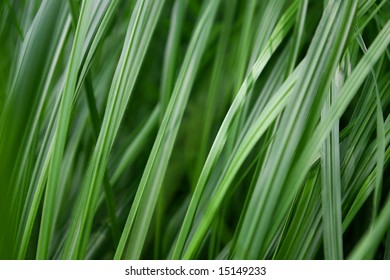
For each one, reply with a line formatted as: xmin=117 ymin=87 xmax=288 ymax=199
xmin=196 ymin=0 xmax=236 ymax=179
xmin=61 ymin=0 xmax=165 ymax=259
xmin=0 ymin=0 xmax=63 ymax=259
xmin=37 ymin=0 xmax=95 ymax=259
xmin=234 ymin=0 xmax=357 ymax=259
xmin=349 ymin=193 xmax=390 ymax=259
xmin=1 ymin=0 xmax=389 ymax=261
xmin=321 ymin=72 xmax=343 ymax=260
xmin=354 ymin=31 xmax=385 ymax=224
xmin=172 ymin=2 xmax=298 ymax=259
xmin=115 ymin=0 xmax=220 ymax=260
xmin=290 ymin=20 xmax=390 ymax=209
xmin=160 ymin=0 xmax=188 ymax=117
xmin=16 ymin=17 xmax=71 ymax=259
xmin=279 ymin=20 xmax=390 ymax=258
xmin=110 ymin=105 xmax=160 ymax=185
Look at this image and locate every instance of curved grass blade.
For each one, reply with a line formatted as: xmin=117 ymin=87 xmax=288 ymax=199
xmin=16 ymin=17 xmax=71 ymax=259
xmin=355 ymin=31 xmax=385 ymax=223
xmin=0 ymin=0 xmax=63 ymax=259
xmin=37 ymin=0 xmax=95 ymax=259
xmin=68 ymin=2 xmax=122 ymax=242
xmin=61 ymin=0 xmax=165 ymax=259
xmin=196 ymin=0 xmax=236 ymax=179
xmin=181 ymin=65 xmax=301 ymax=259
xmin=110 ymin=105 xmax=160 ymax=185
xmin=234 ymin=0 xmax=357 ymax=259
xmin=115 ymin=0 xmax=221 ymax=260
xmin=17 ymin=0 xmax=120 ymax=258
xmin=349 ymin=193 xmax=390 ymax=259
xmin=275 ymin=20 xmax=390 ymax=259
xmin=172 ymin=2 xmax=299 ymax=259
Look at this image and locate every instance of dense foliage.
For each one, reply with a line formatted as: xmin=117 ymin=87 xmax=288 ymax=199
xmin=0 ymin=0 xmax=389 ymax=260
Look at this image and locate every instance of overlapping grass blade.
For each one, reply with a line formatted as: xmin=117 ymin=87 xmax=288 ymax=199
xmin=17 ymin=0 xmax=122 ymax=258
xmin=61 ymin=0 xmax=165 ymax=259
xmin=37 ymin=0 xmax=95 ymax=259
xmin=349 ymin=192 xmax=390 ymax=259
xmin=288 ymin=20 xmax=390 ymax=211
xmin=16 ymin=16 xmax=71 ymax=259
xmin=115 ymin=0 xmax=220 ymax=260
xmin=173 ymin=2 xmax=299 ymax=259
xmin=196 ymin=0 xmax=236 ymax=178
xmin=234 ymin=0 xmax=357 ymax=259
xmin=110 ymin=105 xmax=160 ymax=185
xmin=0 ymin=0 xmax=63 ymax=259
xmin=276 ymin=20 xmax=390 ymax=259
xmin=1 ymin=0 xmax=389 ymax=261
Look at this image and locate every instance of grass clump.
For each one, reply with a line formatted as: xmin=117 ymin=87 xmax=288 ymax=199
xmin=0 ymin=0 xmax=389 ymax=260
